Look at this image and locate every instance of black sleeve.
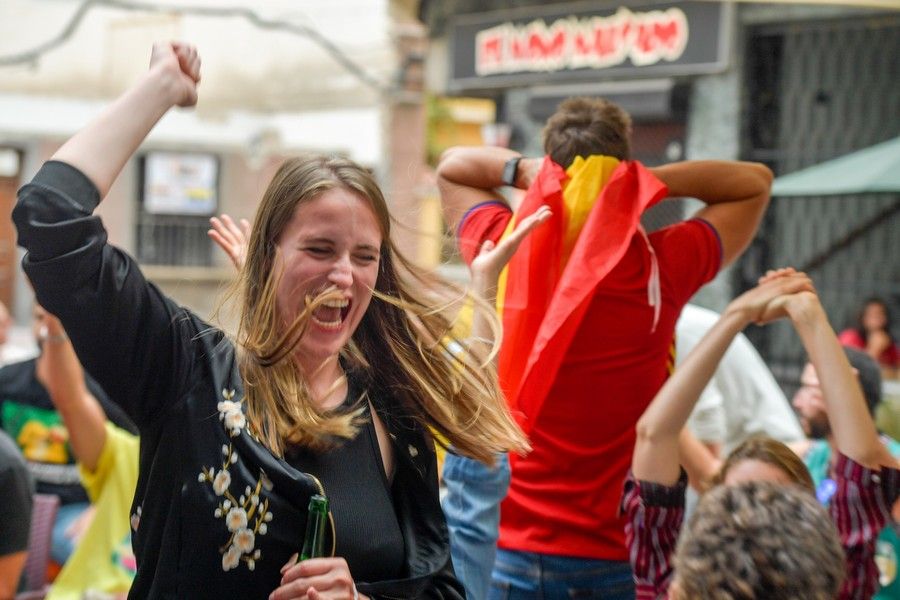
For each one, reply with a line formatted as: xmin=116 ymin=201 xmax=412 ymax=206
xmin=14 ymin=160 xmax=196 ymax=428
xmin=84 ymin=372 xmax=137 ymax=435
xmin=0 ymin=431 xmax=33 ymax=555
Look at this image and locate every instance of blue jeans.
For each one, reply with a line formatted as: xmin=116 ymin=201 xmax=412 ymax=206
xmin=489 ymin=549 xmax=635 ymax=600
xmin=442 ymin=452 xmax=510 ymax=600
xmin=51 ymin=501 xmax=90 ymax=564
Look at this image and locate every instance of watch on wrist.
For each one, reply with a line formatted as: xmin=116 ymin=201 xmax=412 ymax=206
xmin=502 ymin=156 xmax=522 ymax=187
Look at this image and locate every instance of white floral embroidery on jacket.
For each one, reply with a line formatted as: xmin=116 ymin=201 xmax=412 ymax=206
xmin=198 ymin=388 xmax=272 ymax=572
xmin=218 ymin=388 xmax=247 ymax=437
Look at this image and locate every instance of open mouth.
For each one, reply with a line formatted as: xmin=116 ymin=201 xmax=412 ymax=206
xmin=311 ymin=298 xmax=351 ymax=331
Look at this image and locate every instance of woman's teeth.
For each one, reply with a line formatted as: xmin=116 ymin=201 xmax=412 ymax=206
xmin=311 ymin=299 xmax=350 ymax=330
xmin=311 ymin=314 xmax=342 ymax=330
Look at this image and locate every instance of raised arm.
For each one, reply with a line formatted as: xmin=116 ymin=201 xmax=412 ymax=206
xmin=779 ymin=288 xmax=896 ymax=470
xmin=436 ymin=146 xmax=541 ymax=232
xmin=34 ymin=309 xmax=107 ymax=472
xmin=52 ymin=43 xmax=199 ymax=198
xmin=13 ymin=44 xmax=205 ymax=427
xmin=632 ymin=270 xmax=814 ymax=485
xmin=649 ymin=161 xmax=772 ymax=267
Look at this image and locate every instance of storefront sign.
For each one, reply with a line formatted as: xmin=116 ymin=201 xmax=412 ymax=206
xmin=450 ymin=1 xmax=730 ymax=90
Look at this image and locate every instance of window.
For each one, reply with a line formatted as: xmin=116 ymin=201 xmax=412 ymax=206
xmin=136 ymin=152 xmax=219 ymax=266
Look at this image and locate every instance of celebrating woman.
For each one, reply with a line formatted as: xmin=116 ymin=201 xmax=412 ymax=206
xmin=14 ymin=42 xmax=530 ymax=599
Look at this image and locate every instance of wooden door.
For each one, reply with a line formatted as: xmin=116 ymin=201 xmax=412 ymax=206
xmin=0 ymin=173 xmax=20 ymax=309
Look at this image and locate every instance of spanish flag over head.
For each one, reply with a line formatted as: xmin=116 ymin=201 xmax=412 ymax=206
xmin=496 ymin=155 xmax=669 ymax=433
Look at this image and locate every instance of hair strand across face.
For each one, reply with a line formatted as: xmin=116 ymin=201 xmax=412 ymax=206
xmin=226 ymin=154 xmax=529 ymax=462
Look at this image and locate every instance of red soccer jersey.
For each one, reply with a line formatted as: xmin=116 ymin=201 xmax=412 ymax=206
xmin=459 ymin=202 xmax=721 ymax=560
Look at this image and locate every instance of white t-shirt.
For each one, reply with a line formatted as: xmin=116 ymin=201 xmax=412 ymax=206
xmin=677 ymin=304 xmax=804 ymax=454
xmin=1 ymin=326 xmax=38 ymax=366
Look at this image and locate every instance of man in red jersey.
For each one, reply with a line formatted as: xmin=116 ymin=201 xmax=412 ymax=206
xmin=437 ymin=97 xmax=772 ymax=599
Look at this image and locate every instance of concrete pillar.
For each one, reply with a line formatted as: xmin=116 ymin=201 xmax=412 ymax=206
xmin=383 ymin=18 xmax=429 ymax=266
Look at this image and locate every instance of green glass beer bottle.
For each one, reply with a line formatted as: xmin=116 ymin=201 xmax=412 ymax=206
xmin=300 ymin=494 xmax=329 ymax=560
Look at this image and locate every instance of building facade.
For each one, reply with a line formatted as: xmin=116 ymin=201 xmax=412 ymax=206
xmin=0 ymin=0 xmax=430 ymax=326
xmin=421 ymin=0 xmax=900 ymax=382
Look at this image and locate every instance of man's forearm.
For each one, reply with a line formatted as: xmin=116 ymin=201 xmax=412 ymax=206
xmin=437 ymin=146 xmax=522 ymax=191
xmin=437 ymin=146 xmax=526 ymax=231
xmin=650 ymin=160 xmax=772 ymax=205
xmin=651 ymin=160 xmax=772 ymax=266
xmin=40 ymin=338 xmax=107 ymax=471
xmin=788 ymin=294 xmax=888 ymax=469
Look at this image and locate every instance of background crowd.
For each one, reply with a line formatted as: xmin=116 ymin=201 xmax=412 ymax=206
xmin=0 ymin=40 xmax=898 ymax=600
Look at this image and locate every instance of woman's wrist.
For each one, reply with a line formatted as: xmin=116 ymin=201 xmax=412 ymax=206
xmin=38 ymin=324 xmax=69 ymax=345
xmin=784 ymin=291 xmax=823 ymax=326
xmin=470 ymin=275 xmax=498 ymax=301
xmin=720 ymin=304 xmax=754 ymax=329
xmin=144 ymin=65 xmax=185 ymax=109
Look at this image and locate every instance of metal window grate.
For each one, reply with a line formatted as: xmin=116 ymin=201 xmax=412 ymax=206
xmin=136 ymin=213 xmax=213 ymax=267
xmin=740 ymin=14 xmax=900 ymax=389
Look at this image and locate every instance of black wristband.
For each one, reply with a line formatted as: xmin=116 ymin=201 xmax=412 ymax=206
xmin=502 ymin=156 xmax=522 ymax=187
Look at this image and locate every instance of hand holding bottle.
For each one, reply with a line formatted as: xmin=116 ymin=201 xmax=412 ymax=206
xmin=271 ymin=556 xmax=364 ymax=600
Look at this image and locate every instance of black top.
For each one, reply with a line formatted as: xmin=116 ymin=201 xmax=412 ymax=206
xmin=0 ymin=428 xmax=33 ymax=555
xmin=14 ymin=161 xmax=463 ymax=599
xmin=287 ymin=386 xmax=406 ymax=582
xmin=0 ymin=357 xmax=136 ymax=503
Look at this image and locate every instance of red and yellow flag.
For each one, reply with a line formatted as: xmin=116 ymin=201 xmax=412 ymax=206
xmin=496 ymin=155 xmax=668 ymax=433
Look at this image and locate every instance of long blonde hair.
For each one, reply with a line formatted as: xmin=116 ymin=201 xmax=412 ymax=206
xmin=235 ymin=155 xmax=528 ymax=463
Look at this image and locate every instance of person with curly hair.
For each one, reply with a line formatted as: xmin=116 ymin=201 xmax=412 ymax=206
xmin=674 ymin=481 xmax=844 ymax=599
xmin=624 ymin=269 xmax=900 ymax=599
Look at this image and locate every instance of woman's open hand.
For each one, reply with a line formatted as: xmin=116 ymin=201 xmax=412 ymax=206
xmin=470 ymin=204 xmax=552 ymax=300
xmin=209 ymin=213 xmax=251 ymax=270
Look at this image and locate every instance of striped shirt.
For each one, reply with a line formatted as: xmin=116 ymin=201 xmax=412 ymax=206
xmin=622 ymin=454 xmax=900 ymax=599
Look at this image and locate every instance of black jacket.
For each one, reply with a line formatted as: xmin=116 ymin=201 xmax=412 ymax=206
xmin=14 ymin=161 xmax=464 ymax=599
